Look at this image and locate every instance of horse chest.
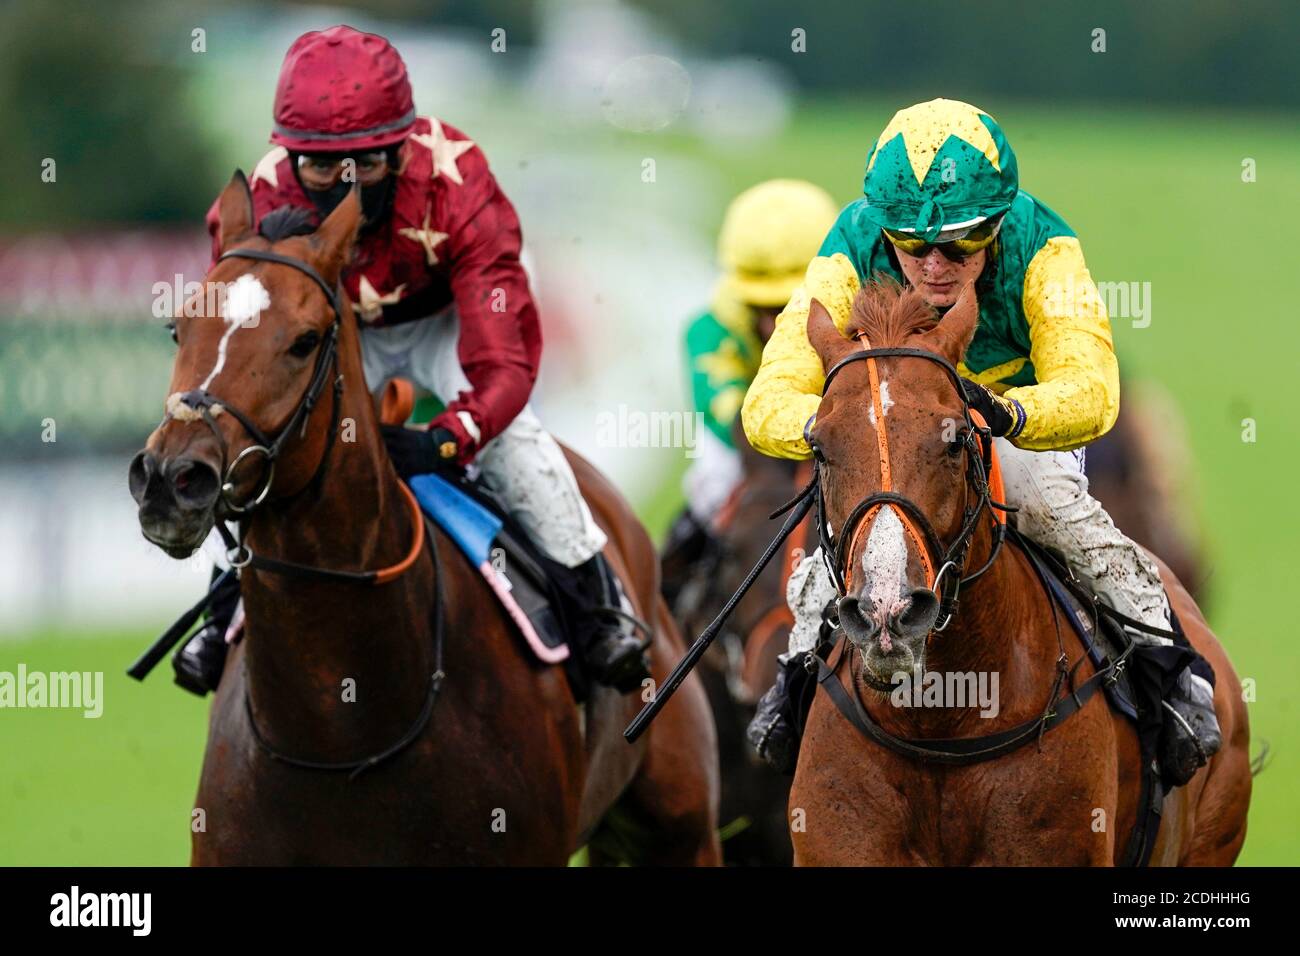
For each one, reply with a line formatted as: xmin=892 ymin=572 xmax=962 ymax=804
xmin=792 ymin=702 xmax=1116 ymax=866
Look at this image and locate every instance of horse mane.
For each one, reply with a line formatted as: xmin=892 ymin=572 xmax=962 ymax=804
xmin=845 ymin=274 xmax=939 ymax=347
xmin=258 ymin=205 xmax=318 ymax=242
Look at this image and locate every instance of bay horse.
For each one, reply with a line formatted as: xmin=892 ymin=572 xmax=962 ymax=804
xmin=128 ymin=175 xmax=721 ymax=865
xmin=790 ymin=279 xmax=1251 ymax=865
xmin=663 ymin=421 xmax=815 ymax=865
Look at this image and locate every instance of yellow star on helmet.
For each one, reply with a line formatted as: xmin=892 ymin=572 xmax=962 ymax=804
xmin=251 ymin=146 xmax=288 ymax=188
xmin=868 ymin=99 xmax=1002 ymax=186
xmin=409 ymin=118 xmax=476 ymax=186
xmin=352 ymin=276 xmax=407 ymax=323
xmin=398 ymin=209 xmax=450 ymax=266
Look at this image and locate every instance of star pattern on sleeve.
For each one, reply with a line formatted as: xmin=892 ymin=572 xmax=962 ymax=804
xmin=251 ymin=146 xmax=288 ymax=188
xmin=409 ymin=118 xmax=476 ymax=186
xmin=694 ymin=338 xmax=749 ymax=388
xmin=398 ymin=208 xmax=451 ymax=266
xmin=352 ymin=276 xmax=408 ymax=323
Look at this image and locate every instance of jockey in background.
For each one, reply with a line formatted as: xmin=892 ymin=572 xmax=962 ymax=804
xmin=173 ymin=24 xmax=648 ymax=696
xmin=742 ymin=99 xmax=1222 ymax=783
xmin=662 ymin=180 xmax=838 ymax=579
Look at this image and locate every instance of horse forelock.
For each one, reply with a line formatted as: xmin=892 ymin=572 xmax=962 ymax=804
xmin=845 ymin=275 xmax=939 ymax=348
xmin=259 ymin=205 xmax=318 ymax=242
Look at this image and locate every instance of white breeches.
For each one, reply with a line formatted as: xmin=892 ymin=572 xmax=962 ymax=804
xmin=681 ymin=426 xmax=744 ymax=525
xmin=784 ymin=437 xmax=1172 ymax=658
xmin=358 ymin=307 xmax=607 ymax=568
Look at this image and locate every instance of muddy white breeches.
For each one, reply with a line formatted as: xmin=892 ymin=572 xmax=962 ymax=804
xmin=357 ymin=307 xmax=607 ymax=568
xmin=682 ymin=426 xmax=743 ymax=525
xmin=782 ymin=437 xmax=1172 ymax=660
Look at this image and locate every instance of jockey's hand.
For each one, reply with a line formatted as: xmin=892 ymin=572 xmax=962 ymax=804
xmin=959 ymin=379 xmax=1023 ymax=438
xmin=380 ymin=424 xmax=463 ymax=481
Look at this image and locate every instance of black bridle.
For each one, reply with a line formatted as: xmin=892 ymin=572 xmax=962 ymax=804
xmin=175 ymin=246 xmax=345 ymax=533
xmin=814 ymin=344 xmax=1010 ymax=634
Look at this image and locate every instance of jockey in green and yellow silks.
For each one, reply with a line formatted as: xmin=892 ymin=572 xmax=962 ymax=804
xmin=675 ymin=178 xmax=839 ymax=526
xmin=664 ymin=180 xmax=838 ymax=575
xmin=742 ymin=99 xmax=1222 ymax=785
xmin=743 ymin=99 xmax=1118 ymax=458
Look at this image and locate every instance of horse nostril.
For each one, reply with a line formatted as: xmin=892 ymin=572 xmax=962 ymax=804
xmin=168 ymin=458 xmax=220 ymax=509
xmin=891 ymin=587 xmax=941 ymax=638
xmin=128 ymin=450 xmax=157 ymax=504
xmin=837 ymin=596 xmax=879 ymax=644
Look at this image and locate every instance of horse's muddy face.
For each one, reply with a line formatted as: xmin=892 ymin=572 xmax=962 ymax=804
xmin=129 ymin=173 xmax=361 ymax=559
xmin=805 ymin=280 xmax=981 ymax=690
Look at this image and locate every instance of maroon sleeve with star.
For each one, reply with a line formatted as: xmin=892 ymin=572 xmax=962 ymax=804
xmin=429 ymin=152 xmax=542 ymax=462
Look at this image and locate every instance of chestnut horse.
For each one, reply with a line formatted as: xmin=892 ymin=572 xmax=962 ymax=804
xmin=129 ymin=175 xmax=720 ymax=865
xmin=790 ymin=280 xmax=1251 ymax=866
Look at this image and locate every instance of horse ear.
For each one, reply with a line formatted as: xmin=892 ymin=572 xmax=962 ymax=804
xmin=926 ymin=283 xmax=980 ymax=366
xmin=216 ymin=170 xmax=255 ymax=252
xmin=807 ymin=298 xmax=857 ymax=373
xmin=311 ymin=187 xmax=362 ymax=281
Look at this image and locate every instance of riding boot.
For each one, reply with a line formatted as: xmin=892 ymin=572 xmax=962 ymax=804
xmin=546 ymin=553 xmax=651 ymax=693
xmin=1159 ymin=656 xmax=1222 ymax=786
xmin=172 ymin=569 xmax=240 ymax=697
xmin=746 ymin=653 xmax=806 ymax=775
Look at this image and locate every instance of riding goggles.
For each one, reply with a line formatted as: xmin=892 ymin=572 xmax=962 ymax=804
xmin=296 ymin=150 xmax=392 ymax=189
xmin=883 ymin=215 xmax=1003 ymax=261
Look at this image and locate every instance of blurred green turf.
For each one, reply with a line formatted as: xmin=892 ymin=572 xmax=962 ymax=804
xmin=3 ymin=98 xmax=1296 ymax=865
xmin=0 ymin=632 xmax=207 ymax=865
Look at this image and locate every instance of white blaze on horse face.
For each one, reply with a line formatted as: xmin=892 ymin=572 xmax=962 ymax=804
xmin=862 ymin=505 xmax=908 ymax=629
xmin=866 ymin=379 xmax=894 ymax=426
xmin=199 ymin=274 xmax=270 ymax=391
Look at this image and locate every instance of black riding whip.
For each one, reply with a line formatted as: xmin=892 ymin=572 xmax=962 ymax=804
xmin=624 ymin=467 xmax=819 ymax=743
xmin=127 ymin=568 xmax=234 ymax=681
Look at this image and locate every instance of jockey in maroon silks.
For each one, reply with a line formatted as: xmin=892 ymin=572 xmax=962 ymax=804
xmin=173 ymin=24 xmax=648 ymax=696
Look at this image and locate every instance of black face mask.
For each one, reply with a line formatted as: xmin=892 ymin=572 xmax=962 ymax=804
xmin=291 ymin=150 xmax=399 ymax=231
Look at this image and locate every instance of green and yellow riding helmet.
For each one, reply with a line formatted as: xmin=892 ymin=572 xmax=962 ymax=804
xmin=862 ymin=98 xmax=1019 ymax=257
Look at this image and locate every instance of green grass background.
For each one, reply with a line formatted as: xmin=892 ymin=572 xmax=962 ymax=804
xmin=2 ymin=99 xmax=1296 ymax=865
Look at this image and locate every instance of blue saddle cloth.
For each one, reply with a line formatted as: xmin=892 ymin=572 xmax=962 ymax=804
xmin=405 ymin=473 xmax=571 ymax=666
xmin=408 ymin=473 xmax=501 ymax=569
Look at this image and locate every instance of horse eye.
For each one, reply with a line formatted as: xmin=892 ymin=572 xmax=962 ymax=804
xmin=166 ymin=321 xmax=178 ymax=345
xmin=289 ymin=330 xmax=320 ymax=358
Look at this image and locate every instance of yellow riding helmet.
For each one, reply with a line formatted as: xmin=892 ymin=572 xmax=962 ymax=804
xmin=717 ymin=179 xmax=840 ymax=308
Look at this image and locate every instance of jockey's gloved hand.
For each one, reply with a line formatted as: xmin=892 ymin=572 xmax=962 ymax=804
xmin=380 ymin=424 xmax=463 ymax=480
xmin=959 ymin=379 xmax=1024 ymax=439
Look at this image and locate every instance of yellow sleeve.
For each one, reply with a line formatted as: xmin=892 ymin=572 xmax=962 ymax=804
xmin=1004 ymin=236 xmax=1120 ymax=451
xmin=741 ymin=254 xmax=860 ymax=459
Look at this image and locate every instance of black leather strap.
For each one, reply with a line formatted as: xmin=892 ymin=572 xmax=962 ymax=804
xmin=815 ymin=644 xmax=1112 ymax=765
xmin=243 ymin=515 xmax=446 ymax=779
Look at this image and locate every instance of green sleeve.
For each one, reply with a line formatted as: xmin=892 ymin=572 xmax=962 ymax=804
xmin=684 ymin=311 xmax=752 ymax=448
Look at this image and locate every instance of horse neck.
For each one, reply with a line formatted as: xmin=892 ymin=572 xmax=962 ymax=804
xmin=237 ymin=339 xmax=435 ymax=749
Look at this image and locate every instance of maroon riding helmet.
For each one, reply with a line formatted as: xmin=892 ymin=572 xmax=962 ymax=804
xmin=271 ymin=25 xmax=414 ymax=224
